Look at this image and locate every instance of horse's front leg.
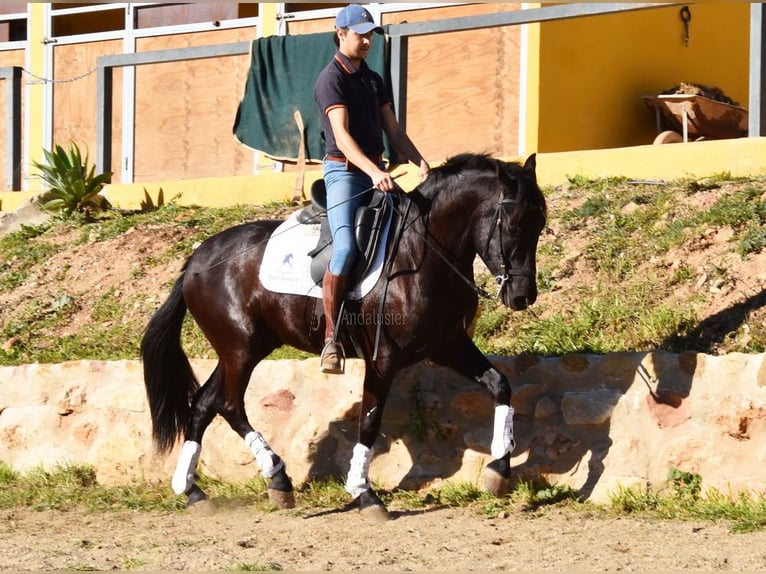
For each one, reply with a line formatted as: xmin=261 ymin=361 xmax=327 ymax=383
xmin=346 ymin=370 xmax=393 ymax=522
xmin=429 ymin=333 xmax=515 ymax=497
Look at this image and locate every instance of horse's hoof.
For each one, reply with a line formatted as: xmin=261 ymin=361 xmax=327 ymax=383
xmin=185 ymin=484 xmax=215 ymax=514
xmin=360 ymin=503 xmax=391 ymax=522
xmin=268 ymin=488 xmax=296 ymax=509
xmin=186 ymin=484 xmax=208 ymax=504
xmin=356 ymin=489 xmax=391 ymax=522
xmin=267 ymin=467 xmax=295 ymax=509
xmin=483 ymin=465 xmax=510 ymax=498
xmin=187 ymin=498 xmax=216 ymax=515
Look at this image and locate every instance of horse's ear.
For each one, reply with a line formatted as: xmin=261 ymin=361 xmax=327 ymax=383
xmin=523 ymin=153 xmax=537 ymax=172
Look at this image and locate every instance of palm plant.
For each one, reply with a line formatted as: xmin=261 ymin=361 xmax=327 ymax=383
xmin=32 ymin=143 xmax=112 ymax=218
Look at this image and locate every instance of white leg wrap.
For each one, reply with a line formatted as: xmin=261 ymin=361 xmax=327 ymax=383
xmin=245 ymin=431 xmax=283 ymax=479
xmin=490 ymin=404 xmax=516 ymax=459
xmin=171 ymin=440 xmax=201 ymax=495
xmin=345 ymin=443 xmax=373 ymax=498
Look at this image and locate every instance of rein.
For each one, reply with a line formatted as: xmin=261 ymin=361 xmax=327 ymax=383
xmin=420 ymin=232 xmax=494 ymax=300
xmin=414 ymin=191 xmax=532 ymax=301
xmin=193 ymin=185 xmax=378 ymax=275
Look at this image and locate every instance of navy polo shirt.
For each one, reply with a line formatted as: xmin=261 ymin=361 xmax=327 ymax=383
xmin=313 ymin=51 xmax=391 ymax=160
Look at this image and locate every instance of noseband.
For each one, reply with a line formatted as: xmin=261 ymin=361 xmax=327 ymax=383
xmin=484 ymin=194 xmax=535 ymax=298
xmin=412 ymin=188 xmax=535 ymax=301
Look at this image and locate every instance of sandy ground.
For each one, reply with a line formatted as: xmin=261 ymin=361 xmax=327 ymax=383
xmin=2 ymin=503 xmax=766 ymax=571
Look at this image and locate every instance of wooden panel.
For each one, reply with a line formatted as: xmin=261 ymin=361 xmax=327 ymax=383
xmin=0 ymin=49 xmax=24 ymax=191
xmin=0 ymin=47 xmax=24 ymax=67
xmin=0 ymin=76 xmax=7 ymax=190
xmin=52 ymin=40 xmax=124 ymax=179
xmin=134 ymin=29 xmax=254 ymax=182
xmin=383 ymin=4 xmax=523 ymax=162
xmin=285 ymin=4 xmax=342 ymax=13
xmin=286 ymin=17 xmax=336 ymax=36
xmin=381 ymin=3 xmax=508 ymax=25
xmin=135 ymin=4 xmax=239 ymax=29
xmin=0 ymin=3 xmax=26 ymax=16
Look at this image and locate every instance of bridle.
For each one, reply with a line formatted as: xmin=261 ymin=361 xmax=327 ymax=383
xmin=376 ymin=178 xmax=538 ymax=360
xmin=414 ymin=186 xmax=535 ymax=301
xmin=484 ymin=193 xmax=536 ymax=298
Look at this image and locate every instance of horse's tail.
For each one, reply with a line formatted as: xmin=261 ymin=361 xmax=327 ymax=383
xmin=140 ymin=271 xmax=200 ymax=455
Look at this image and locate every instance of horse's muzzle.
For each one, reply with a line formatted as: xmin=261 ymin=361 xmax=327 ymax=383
xmin=508 ymin=295 xmax=530 ymax=310
xmin=500 ymin=279 xmax=536 ymax=310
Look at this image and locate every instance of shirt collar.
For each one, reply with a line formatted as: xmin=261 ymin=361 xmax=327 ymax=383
xmin=333 ymin=51 xmax=368 ymax=76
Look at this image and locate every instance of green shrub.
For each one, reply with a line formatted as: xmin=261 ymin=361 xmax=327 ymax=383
xmin=32 ymin=143 xmax=112 ymax=218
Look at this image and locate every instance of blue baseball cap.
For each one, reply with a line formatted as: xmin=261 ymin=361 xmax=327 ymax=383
xmin=335 ymin=4 xmax=383 ymax=34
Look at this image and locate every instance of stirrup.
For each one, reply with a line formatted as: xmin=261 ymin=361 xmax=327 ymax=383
xmin=320 ymin=339 xmax=346 ymax=374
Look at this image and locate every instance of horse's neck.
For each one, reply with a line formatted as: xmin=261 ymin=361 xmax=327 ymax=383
xmin=405 ymin=187 xmax=480 ymax=271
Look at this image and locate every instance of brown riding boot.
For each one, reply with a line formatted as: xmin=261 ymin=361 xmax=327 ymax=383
xmin=320 ymin=269 xmax=350 ymax=374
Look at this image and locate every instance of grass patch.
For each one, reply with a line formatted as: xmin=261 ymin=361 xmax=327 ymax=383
xmin=475 ymin=279 xmax=700 ymax=357
xmin=0 ymin=224 xmax=61 ymax=292
xmin=2 ymin=175 xmax=766 ymax=365
xmin=226 ymin=562 xmax=283 ymax=571
xmin=0 ymin=461 xmax=184 ymax=512
xmin=610 ymin=468 xmax=766 ymax=533
xmin=1 ymin=462 xmax=764 ymax=532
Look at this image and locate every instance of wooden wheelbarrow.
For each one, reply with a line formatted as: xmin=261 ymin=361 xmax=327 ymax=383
xmin=642 ymin=94 xmax=748 ymax=144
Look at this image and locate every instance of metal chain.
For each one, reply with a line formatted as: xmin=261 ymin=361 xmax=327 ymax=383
xmin=21 ymin=65 xmax=98 ymax=85
xmin=680 ymin=6 xmax=691 ymax=47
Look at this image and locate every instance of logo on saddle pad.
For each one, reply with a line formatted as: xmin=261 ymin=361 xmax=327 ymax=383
xmin=259 ymin=191 xmax=394 ymax=301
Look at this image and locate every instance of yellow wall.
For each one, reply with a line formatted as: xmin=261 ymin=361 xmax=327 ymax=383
xmin=523 ymin=15 xmax=541 ymax=155
xmin=26 ymin=3 xmax=47 ymax=192
xmin=537 ymin=4 xmax=750 ymax=152
xmin=6 ymin=137 xmax=766 ymax=212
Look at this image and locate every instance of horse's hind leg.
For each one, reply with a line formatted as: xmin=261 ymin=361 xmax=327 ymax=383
xmin=170 ymin=363 xmax=223 ymax=508
xmin=226 ymin=421 xmax=295 ymax=509
xmin=171 ymin=360 xmax=295 ymax=510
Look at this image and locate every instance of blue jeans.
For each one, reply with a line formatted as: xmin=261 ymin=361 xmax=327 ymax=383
xmin=323 ymin=160 xmax=375 ymax=276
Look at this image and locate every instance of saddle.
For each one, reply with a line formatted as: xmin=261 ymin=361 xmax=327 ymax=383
xmin=298 ymin=179 xmax=393 ymax=286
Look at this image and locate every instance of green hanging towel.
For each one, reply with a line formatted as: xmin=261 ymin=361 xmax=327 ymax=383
xmin=233 ymin=30 xmax=391 ymax=163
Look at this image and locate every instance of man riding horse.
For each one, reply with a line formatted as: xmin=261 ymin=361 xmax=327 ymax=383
xmin=313 ymin=4 xmax=430 ymax=374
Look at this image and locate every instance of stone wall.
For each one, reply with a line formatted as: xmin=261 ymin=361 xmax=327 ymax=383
xmin=1 ymin=352 xmax=765 ymax=502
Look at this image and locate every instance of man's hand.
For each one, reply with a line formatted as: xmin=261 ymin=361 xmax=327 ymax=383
xmin=418 ymin=159 xmax=430 ymax=182
xmin=371 ymin=169 xmax=396 ymax=192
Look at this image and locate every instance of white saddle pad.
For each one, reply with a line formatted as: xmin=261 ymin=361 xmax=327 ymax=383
xmin=259 ymin=197 xmax=393 ymax=300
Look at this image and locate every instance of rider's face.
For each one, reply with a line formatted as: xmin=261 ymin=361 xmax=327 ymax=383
xmin=338 ymin=28 xmax=374 ymax=60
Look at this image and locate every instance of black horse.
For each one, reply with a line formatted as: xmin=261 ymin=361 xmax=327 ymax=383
xmin=141 ymin=152 xmax=547 ymax=520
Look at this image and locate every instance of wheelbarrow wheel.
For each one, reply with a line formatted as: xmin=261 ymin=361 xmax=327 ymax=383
xmin=653 ymin=130 xmax=684 ymax=145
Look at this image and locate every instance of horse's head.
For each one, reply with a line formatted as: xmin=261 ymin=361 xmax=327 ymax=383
xmin=479 ymin=154 xmax=547 ymax=310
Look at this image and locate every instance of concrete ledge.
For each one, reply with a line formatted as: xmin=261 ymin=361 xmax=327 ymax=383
xmin=535 ymin=136 xmax=766 ymax=186
xmin=0 ymin=191 xmax=39 ymax=212
xmin=4 ymin=137 xmax=766 ymax=212
xmin=100 ymin=171 xmax=326 ymax=211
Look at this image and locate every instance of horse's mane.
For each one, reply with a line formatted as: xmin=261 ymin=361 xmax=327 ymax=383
xmin=414 ymin=153 xmax=545 ymax=215
xmin=419 ymin=153 xmax=501 ymax=193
